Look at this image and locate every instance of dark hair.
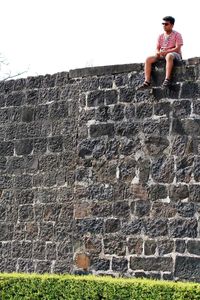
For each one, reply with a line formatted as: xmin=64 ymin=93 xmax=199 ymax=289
xmin=163 ymin=16 xmax=175 ymax=25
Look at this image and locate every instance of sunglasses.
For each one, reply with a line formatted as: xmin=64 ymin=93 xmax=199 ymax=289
xmin=162 ymin=22 xmax=170 ymax=26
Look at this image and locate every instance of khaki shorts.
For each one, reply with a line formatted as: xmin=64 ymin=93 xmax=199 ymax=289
xmin=170 ymin=52 xmax=182 ymax=61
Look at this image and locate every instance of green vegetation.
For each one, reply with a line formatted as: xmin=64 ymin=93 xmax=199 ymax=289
xmin=0 ymin=273 xmax=200 ymax=299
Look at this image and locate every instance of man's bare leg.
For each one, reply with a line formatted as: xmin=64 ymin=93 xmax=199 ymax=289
xmin=165 ymin=53 xmax=174 ymax=80
xmin=144 ymin=56 xmax=158 ymax=82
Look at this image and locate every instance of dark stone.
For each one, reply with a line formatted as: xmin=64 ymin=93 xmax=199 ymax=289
xmin=136 ymin=103 xmax=153 ymax=118
xmin=104 ymin=219 xmax=120 ymax=233
xmin=151 ymin=156 xmax=175 ymax=183
xmin=75 ymin=218 xmax=104 ymax=235
xmin=175 ymin=256 xmax=200 ymax=280
xmin=104 ymin=235 xmax=126 ymax=255
xmin=35 ymin=261 xmax=52 ymax=274
xmin=14 ymin=175 xmax=32 ymax=189
xmin=35 ymin=105 xmax=49 ymax=120
xmin=39 ymin=222 xmax=54 ymax=241
xmin=193 ymin=100 xmax=200 ymax=115
xmin=96 ymin=106 xmax=110 ymax=122
xmin=144 ymin=136 xmax=169 ymax=156
xmin=124 ymin=104 xmax=135 ymax=120
xmin=122 ymin=219 xmax=143 ymax=235
xmin=110 ymin=104 xmax=125 ymax=121
xmin=0 ymin=141 xmax=14 ymax=156
xmin=135 ymin=200 xmax=151 ymax=217
xmin=175 ymin=239 xmax=186 ymax=253
xmin=26 ymin=90 xmax=39 ymax=105
xmin=127 ymin=238 xmax=143 ymax=255
xmin=115 ymin=73 xmax=129 ymax=87
xmin=18 ymin=205 xmax=34 ymax=222
xmin=120 ymin=137 xmax=141 ymax=156
xmin=172 ymin=135 xmax=193 ymax=156
xmin=90 ymin=123 xmax=114 ymax=138
xmin=144 ymin=218 xmax=168 ymax=237
xmin=180 ymin=82 xmax=199 ymax=98
xmin=48 ymin=136 xmax=63 ymax=152
xmin=169 ymin=218 xmax=197 ymax=238
xmin=144 ymin=240 xmax=157 ymax=255
xmin=91 ymin=257 xmax=110 ymax=271
xmin=189 ymin=185 xmax=200 ymax=202
xmin=49 ymin=102 xmax=68 ymax=119
xmin=91 ymin=201 xmax=112 ymax=218
xmin=187 ymin=240 xmax=200 ymax=255
xmin=158 ymin=240 xmax=174 ymax=255
xmin=176 ymin=155 xmax=194 ymax=183
xmin=54 ymin=258 xmax=72 ymax=274
xmin=143 ymin=119 xmax=170 ymax=136
xmin=130 ymin=257 xmax=173 ymax=272
xmin=148 ymin=184 xmax=168 ymax=201
xmin=18 ymin=259 xmax=34 ymax=273
xmin=172 ymin=100 xmax=191 ymax=118
xmin=138 ymin=158 xmax=150 ymax=183
xmin=194 ymin=156 xmax=200 ymax=181
xmin=57 ymin=241 xmax=73 ymax=259
xmin=15 ymin=139 xmax=33 ymax=155
xmin=119 ymin=87 xmax=136 ymax=102
xmin=112 ymin=257 xmax=128 ymax=272
xmin=88 ymin=184 xmax=114 ymax=201
xmin=87 ymin=90 xmax=105 ymax=107
xmin=105 ymin=90 xmax=118 ymax=105
xmin=22 ymin=106 xmax=34 ymax=122
xmin=176 ymin=201 xmax=195 ymax=217
xmin=6 ymin=92 xmax=25 ymax=107
xmin=119 ymin=157 xmax=136 ymax=181
xmin=33 ymin=241 xmax=46 ymax=259
xmin=99 ymin=76 xmax=113 ymax=89
xmin=169 ymin=184 xmax=189 ymax=201
xmin=154 ymin=101 xmax=171 ymax=116
xmin=113 ymin=201 xmax=130 ymax=218
xmin=26 ymin=76 xmax=43 ymax=89
xmin=115 ymin=121 xmax=140 ymax=137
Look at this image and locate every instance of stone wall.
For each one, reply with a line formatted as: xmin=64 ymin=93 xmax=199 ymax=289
xmin=1 ymin=57 xmax=200 ymax=281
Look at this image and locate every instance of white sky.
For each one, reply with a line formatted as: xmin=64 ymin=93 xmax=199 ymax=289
xmin=0 ymin=0 xmax=199 ymax=78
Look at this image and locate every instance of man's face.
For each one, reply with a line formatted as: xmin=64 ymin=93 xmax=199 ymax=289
xmin=162 ymin=21 xmax=174 ymax=32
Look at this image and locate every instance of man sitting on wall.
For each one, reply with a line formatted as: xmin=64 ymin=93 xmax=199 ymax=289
xmin=138 ymin=16 xmax=183 ymax=89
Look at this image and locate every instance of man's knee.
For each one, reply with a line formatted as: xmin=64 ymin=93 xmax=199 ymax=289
xmin=145 ymin=56 xmax=157 ymax=64
xmin=165 ymin=53 xmax=174 ymax=61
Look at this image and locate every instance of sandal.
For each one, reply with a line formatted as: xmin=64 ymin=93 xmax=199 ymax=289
xmin=137 ymin=81 xmax=151 ymax=90
xmin=162 ymin=78 xmax=171 ymax=87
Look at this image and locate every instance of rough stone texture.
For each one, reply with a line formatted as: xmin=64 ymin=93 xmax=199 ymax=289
xmin=1 ymin=58 xmax=200 ymax=281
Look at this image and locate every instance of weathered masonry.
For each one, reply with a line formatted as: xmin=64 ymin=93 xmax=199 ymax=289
xmin=1 ymin=57 xmax=200 ymax=281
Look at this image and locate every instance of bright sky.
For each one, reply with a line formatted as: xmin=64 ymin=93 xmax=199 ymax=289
xmin=0 ymin=0 xmax=199 ymax=78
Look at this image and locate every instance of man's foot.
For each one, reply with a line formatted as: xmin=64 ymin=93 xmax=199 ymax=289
xmin=162 ymin=78 xmax=171 ymax=88
xmin=137 ymin=81 xmax=151 ymax=90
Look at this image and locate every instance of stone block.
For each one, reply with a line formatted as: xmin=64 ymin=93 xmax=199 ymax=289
xmin=112 ymin=257 xmax=128 ymax=273
xmin=130 ymin=257 xmax=173 ymax=272
xmin=187 ymin=240 xmax=200 ymax=255
xmin=144 ymin=240 xmax=156 ymax=255
xmin=90 ymin=123 xmax=114 ymax=138
xmin=175 ymin=256 xmax=200 ymax=280
xmin=87 ymin=90 xmax=105 ymax=107
xmin=105 ymin=90 xmax=118 ymax=105
xmin=151 ymin=156 xmax=175 ymax=183
xmin=169 ymin=218 xmax=197 ymax=238
xmin=144 ymin=218 xmax=168 ymax=237
xmin=127 ymin=238 xmax=143 ymax=255
xmin=104 ymin=234 xmax=126 ymax=255
xmin=104 ymin=218 xmax=120 ymax=233
xmin=119 ymin=87 xmax=136 ymax=103
xmin=15 ymin=139 xmax=33 ymax=155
